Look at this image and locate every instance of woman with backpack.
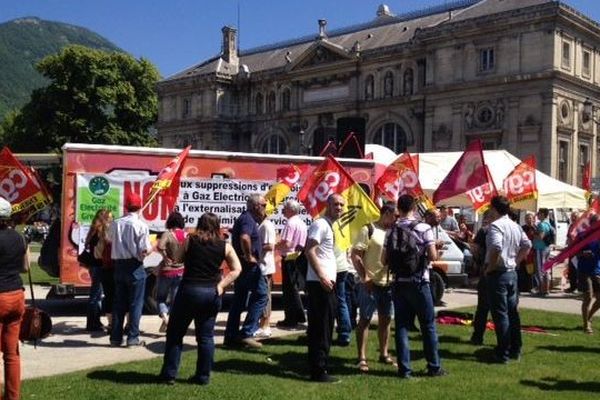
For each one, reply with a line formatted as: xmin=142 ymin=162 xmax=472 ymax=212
xmin=156 ymin=211 xmax=187 ymax=332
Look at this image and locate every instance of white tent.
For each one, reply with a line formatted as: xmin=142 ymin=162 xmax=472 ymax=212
xmin=365 ymin=145 xmax=587 ymax=210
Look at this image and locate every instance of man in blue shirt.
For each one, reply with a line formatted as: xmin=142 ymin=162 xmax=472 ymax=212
xmin=532 ymin=208 xmax=552 ymax=296
xmin=224 ymin=193 xmax=268 ymax=348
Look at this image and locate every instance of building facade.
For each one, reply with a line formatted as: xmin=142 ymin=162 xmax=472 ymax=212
xmin=156 ymin=0 xmax=600 ymax=185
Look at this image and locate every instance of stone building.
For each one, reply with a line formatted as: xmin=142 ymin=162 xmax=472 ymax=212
xmin=156 ymin=0 xmax=600 ymax=186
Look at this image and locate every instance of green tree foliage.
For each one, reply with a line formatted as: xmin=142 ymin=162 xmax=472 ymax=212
xmin=4 ymin=45 xmax=159 ymax=151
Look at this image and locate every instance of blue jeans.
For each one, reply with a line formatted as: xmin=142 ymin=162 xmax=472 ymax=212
xmin=160 ymin=284 xmax=221 ymax=384
xmin=357 ymin=283 xmax=393 ymax=321
xmin=392 ymin=281 xmax=441 ymax=376
xmin=224 ymin=264 xmax=268 ymax=341
xmin=86 ymin=264 xmax=104 ymax=330
xmin=335 ymin=271 xmax=352 ymax=343
xmin=110 ymin=259 xmax=147 ymax=345
xmin=533 ymin=248 xmax=550 ymax=291
xmin=471 ymin=276 xmax=489 ymax=343
xmin=486 ymin=270 xmax=521 ymax=361
xmin=156 ymin=274 xmax=183 ymax=316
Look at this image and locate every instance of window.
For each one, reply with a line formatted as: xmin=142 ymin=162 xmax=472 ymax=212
xmin=558 ymin=140 xmax=570 ymax=182
xmin=364 ymin=75 xmax=374 ymax=100
xmin=373 ymin=123 xmax=412 ymax=153
xmin=255 ymin=93 xmax=263 ymax=115
xmin=562 ymin=41 xmax=571 ymax=69
xmin=578 ymin=144 xmax=589 ymax=186
xmin=403 ymin=69 xmax=414 ymax=96
xmin=583 ymin=49 xmax=591 ymax=77
xmin=266 ymin=91 xmax=276 ymax=114
xmin=182 ymin=98 xmax=191 ymax=118
xmin=261 ymin=135 xmax=287 ymax=154
xmin=383 ymin=71 xmax=394 ymax=97
xmin=479 ymin=48 xmax=495 ymax=72
xmin=281 ymin=88 xmax=291 ymax=112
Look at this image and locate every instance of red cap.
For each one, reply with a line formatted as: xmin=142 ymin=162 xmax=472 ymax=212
xmin=125 ymin=192 xmax=142 ymax=210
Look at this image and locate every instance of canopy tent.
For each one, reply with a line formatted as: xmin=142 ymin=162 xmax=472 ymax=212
xmin=365 ymin=144 xmax=588 ymax=210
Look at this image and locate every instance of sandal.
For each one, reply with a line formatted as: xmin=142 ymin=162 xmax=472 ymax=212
xmin=379 ymin=355 xmax=398 ymax=367
xmin=357 ymin=358 xmax=369 ymax=373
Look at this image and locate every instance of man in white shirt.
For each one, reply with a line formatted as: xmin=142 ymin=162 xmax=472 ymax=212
xmin=305 ymin=193 xmax=344 ymax=383
xmin=109 ymin=192 xmax=151 ymax=347
xmin=255 ymin=215 xmax=276 ymax=338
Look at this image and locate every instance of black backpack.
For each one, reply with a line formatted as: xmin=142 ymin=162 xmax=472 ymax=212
xmin=543 ymin=223 xmax=556 ymax=246
xmin=386 ymin=221 xmax=426 ymax=279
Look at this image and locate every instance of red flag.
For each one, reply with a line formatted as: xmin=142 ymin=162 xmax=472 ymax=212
xmin=0 ymin=147 xmax=52 ymax=219
xmin=432 ymin=140 xmax=487 ymax=204
xmin=264 ymin=164 xmax=304 ymax=215
xmin=375 ymin=152 xmax=424 ymax=202
xmin=544 ymin=221 xmax=600 ymax=272
xmin=583 ymin=161 xmax=591 ymax=191
xmin=147 ymin=146 xmax=191 ymax=208
xmin=465 ymin=165 xmax=497 ymax=213
xmin=568 ymin=197 xmax=600 ymax=242
xmin=503 ymin=155 xmax=538 ymax=204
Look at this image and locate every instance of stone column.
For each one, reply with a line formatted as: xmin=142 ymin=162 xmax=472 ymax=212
xmin=423 ymin=106 xmax=435 ymax=151
xmin=451 ymin=103 xmax=463 ymax=149
xmin=541 ymin=93 xmax=558 ymax=177
xmin=506 ymin=97 xmax=520 ymax=155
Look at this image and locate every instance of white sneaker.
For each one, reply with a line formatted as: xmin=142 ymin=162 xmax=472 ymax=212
xmin=253 ymin=328 xmax=272 ymax=338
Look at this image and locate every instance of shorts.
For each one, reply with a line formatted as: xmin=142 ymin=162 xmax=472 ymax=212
xmin=357 ymin=282 xmax=393 ymax=321
xmin=578 ymin=272 xmax=600 ymax=294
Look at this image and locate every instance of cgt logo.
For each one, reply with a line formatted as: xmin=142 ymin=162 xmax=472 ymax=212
xmin=504 ymin=171 xmax=535 ymax=195
xmin=0 ymin=169 xmax=38 ymax=203
xmin=382 ymin=169 xmax=419 ymax=200
xmin=306 ymin=172 xmax=340 ymax=210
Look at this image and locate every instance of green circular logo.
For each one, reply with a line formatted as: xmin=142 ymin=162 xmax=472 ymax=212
xmin=89 ymin=176 xmax=110 ymax=196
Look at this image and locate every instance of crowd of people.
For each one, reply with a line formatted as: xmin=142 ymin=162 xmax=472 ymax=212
xmin=3 ymin=188 xmax=600 ymax=396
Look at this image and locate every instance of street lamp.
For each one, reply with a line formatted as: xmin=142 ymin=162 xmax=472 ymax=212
xmin=299 ymin=129 xmax=312 ymax=155
xmin=583 ymin=98 xmax=600 ymax=124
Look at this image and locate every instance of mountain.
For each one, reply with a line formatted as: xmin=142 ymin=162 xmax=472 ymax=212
xmin=0 ymin=17 xmax=122 ymax=120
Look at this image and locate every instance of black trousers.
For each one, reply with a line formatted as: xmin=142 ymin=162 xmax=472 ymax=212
xmin=306 ymin=281 xmax=337 ymax=378
xmin=282 ymin=259 xmax=306 ymax=324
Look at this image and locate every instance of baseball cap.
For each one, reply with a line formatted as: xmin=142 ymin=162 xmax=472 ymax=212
xmin=0 ymin=197 xmax=11 ymax=218
xmin=125 ymin=192 xmax=142 ymax=210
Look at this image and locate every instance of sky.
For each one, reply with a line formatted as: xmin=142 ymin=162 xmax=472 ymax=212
xmin=2 ymin=0 xmax=600 ymax=78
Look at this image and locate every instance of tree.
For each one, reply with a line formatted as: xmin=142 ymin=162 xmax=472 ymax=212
xmin=4 ymin=45 xmax=160 ymax=151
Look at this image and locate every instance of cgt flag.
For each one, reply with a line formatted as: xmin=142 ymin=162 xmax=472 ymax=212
xmin=503 ymin=155 xmax=538 ymax=204
xmin=465 ymin=165 xmax=497 ymax=214
xmin=298 ymin=155 xmax=380 ymax=250
xmin=264 ymin=164 xmax=304 ymax=215
xmin=0 ymin=147 xmax=52 ymax=220
xmin=146 ymin=146 xmax=191 ymax=209
xmin=433 ymin=139 xmax=487 ymax=204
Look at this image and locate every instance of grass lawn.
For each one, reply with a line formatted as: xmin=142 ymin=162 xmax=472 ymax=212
xmin=21 ymin=261 xmax=59 ymax=286
xmin=21 ymin=309 xmax=600 ymax=400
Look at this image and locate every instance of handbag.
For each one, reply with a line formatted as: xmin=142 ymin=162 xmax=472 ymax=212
xmin=77 ymin=247 xmax=95 ymax=268
xmin=20 ymin=266 xmax=52 ymax=347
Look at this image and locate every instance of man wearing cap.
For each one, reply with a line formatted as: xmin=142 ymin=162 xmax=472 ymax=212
xmin=109 ymin=192 xmax=151 ymax=347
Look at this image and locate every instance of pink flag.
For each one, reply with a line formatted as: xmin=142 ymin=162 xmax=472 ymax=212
xmin=433 ymin=140 xmax=487 ymax=204
xmin=544 ymin=221 xmax=600 ymax=272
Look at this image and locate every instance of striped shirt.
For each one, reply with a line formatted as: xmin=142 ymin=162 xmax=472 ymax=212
xmin=109 ymin=212 xmax=151 ymax=262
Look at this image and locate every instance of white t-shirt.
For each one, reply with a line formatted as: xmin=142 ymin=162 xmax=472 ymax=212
xmin=306 ymin=218 xmax=337 ymax=282
xmin=259 ymin=218 xmax=276 ymax=275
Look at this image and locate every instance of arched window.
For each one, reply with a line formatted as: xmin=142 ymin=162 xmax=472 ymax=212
xmin=384 ymin=71 xmax=394 ymax=97
xmin=281 ymin=88 xmax=291 ymax=112
xmin=261 ymin=134 xmax=287 ymax=154
xmin=373 ymin=123 xmax=410 ymax=153
xmin=266 ymin=91 xmax=276 ymax=113
xmin=255 ymin=93 xmax=264 ymax=115
xmin=403 ymin=68 xmax=414 ymax=96
xmin=364 ymin=74 xmax=374 ymax=100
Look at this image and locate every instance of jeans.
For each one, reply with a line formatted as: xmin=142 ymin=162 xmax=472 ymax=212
xmin=110 ymin=259 xmax=147 ymax=345
xmin=156 ymin=274 xmax=183 ymax=316
xmin=86 ymin=264 xmax=104 ymax=330
xmin=471 ymin=276 xmax=489 ymax=343
xmin=345 ymin=272 xmax=359 ymax=329
xmin=224 ymin=264 xmax=268 ymax=341
xmin=335 ymin=271 xmax=352 ymax=343
xmin=281 ymin=259 xmax=306 ymax=324
xmin=487 ymin=270 xmax=521 ymax=361
xmin=533 ymin=248 xmax=550 ymax=291
xmin=392 ymin=281 xmax=441 ymax=376
xmin=357 ymin=283 xmax=393 ymax=321
xmin=160 ymin=284 xmax=222 ymax=384
xmin=0 ymin=289 xmax=25 ymax=400
xmin=306 ymin=281 xmax=337 ymax=379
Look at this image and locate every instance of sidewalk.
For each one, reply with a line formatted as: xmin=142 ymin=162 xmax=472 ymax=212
xmin=21 ymin=285 xmax=583 ymax=380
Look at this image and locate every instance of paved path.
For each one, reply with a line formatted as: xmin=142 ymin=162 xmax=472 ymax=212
xmin=21 ymin=285 xmax=584 ymax=380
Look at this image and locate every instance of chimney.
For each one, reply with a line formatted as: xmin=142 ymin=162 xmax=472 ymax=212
xmin=318 ymin=19 xmax=327 ymax=39
xmin=221 ymin=26 xmax=238 ymax=65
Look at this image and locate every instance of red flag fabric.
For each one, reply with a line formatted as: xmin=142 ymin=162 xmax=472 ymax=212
xmin=432 ymin=140 xmax=487 ymax=204
xmin=583 ymin=161 xmax=591 ymax=191
xmin=0 ymin=147 xmax=52 ymax=219
xmin=465 ymin=165 xmax=497 ymax=213
xmin=264 ymin=164 xmax=304 ymax=215
xmin=375 ymin=152 xmax=423 ymax=202
xmin=544 ymin=221 xmax=600 ymax=272
xmin=148 ymin=146 xmax=191 ymax=207
xmin=568 ymin=197 xmax=600 ymax=242
xmin=503 ymin=155 xmax=538 ymax=204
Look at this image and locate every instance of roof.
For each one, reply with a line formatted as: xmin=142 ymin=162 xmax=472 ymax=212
xmin=161 ymin=0 xmax=561 ymax=83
